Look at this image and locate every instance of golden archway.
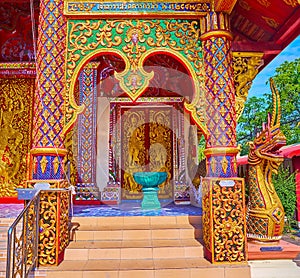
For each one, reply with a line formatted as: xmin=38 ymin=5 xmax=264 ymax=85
xmin=64 ymin=19 xmax=207 ymax=136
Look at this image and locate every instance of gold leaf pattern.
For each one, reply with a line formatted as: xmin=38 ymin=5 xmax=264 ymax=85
xmin=40 ymin=156 xmax=48 ymax=174
xmin=262 ymin=16 xmax=279 ymax=29
xmin=283 ymin=0 xmax=299 ymax=7
xmin=0 ymin=78 xmax=34 ymax=197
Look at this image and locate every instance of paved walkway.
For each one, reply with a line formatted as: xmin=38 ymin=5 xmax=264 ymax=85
xmin=249 ymin=259 xmax=300 ymax=278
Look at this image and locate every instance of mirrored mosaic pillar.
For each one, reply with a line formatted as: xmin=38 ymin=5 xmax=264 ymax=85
xmin=76 ymin=62 xmax=100 ymax=202
xmin=200 ymin=11 xmax=247 ymax=263
xmin=29 ymin=0 xmax=69 ymax=266
xmin=30 ymin=0 xmax=67 ymax=181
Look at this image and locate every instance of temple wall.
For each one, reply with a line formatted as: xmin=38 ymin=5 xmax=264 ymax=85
xmin=96 ymin=97 xmax=110 ymax=192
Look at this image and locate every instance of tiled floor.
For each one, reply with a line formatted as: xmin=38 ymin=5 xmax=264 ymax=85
xmin=72 ymin=201 xmax=202 ymax=217
xmin=0 ymin=204 xmax=23 ymax=218
xmin=0 ymin=202 xmax=202 ymax=218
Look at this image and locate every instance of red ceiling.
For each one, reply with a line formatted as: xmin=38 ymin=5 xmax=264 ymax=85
xmin=0 ymin=0 xmax=299 ymax=69
xmin=231 ymin=0 xmax=300 ymax=67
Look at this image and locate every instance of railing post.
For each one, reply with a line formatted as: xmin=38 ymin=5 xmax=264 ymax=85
xmin=22 ymin=211 xmax=27 ymax=278
xmin=34 ymin=193 xmax=40 ymax=270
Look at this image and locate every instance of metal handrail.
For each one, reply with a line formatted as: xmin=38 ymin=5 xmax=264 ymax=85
xmin=6 ymin=191 xmax=40 ymax=278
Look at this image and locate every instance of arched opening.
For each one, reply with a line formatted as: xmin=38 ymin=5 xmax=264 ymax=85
xmin=142 ymin=52 xmax=194 ymax=100
xmin=69 ymin=50 xmax=204 ymax=207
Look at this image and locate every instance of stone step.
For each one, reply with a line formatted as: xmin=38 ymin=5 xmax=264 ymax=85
xmin=71 ymin=215 xmax=202 ymax=229
xmin=0 ymin=261 xmax=5 ymax=272
xmin=0 ymin=257 xmax=6 ymax=278
xmin=65 ymin=241 xmax=203 ymax=260
xmin=68 ymin=238 xmax=202 ymax=249
xmin=0 ymin=218 xmax=24 ymax=276
xmin=0 ymin=220 xmax=22 ymax=244
xmin=35 ymin=258 xmax=250 ymax=278
xmin=34 ymin=215 xmax=250 ymax=278
xmin=0 ymin=229 xmax=8 ymax=242
xmin=67 ymin=215 xmax=204 ymax=261
xmin=0 ymin=271 xmax=5 ymax=278
xmin=0 ymin=219 xmax=15 ymax=228
xmin=0 ymin=242 xmax=7 ymax=249
xmin=71 ymin=226 xmax=202 ymax=241
xmin=0 ymin=254 xmax=6 ymax=262
xmin=70 ymin=216 xmax=202 ymax=242
xmin=0 ymin=224 xmax=8 ymax=265
xmin=72 ymin=222 xmax=202 ymax=231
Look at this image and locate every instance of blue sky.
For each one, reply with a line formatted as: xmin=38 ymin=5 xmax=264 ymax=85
xmin=248 ymin=35 xmax=300 ymax=98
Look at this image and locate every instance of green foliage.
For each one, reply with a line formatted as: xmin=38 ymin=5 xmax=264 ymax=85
xmin=198 ymin=135 xmax=206 ymax=162
xmin=273 ymin=166 xmax=297 ymax=231
xmin=268 ymin=58 xmax=300 ymax=145
xmin=237 ymin=96 xmax=268 ymax=155
xmin=237 ymin=58 xmax=300 ymax=155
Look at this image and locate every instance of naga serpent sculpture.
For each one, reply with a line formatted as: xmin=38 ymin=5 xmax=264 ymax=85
xmin=246 ymin=78 xmax=286 ymax=242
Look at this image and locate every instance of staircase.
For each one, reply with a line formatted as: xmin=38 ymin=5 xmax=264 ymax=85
xmin=35 ymin=215 xmax=251 ymax=278
xmin=0 ymin=218 xmax=15 ymax=278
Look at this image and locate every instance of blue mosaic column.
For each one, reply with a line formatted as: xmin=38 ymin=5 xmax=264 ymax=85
xmin=76 ymin=62 xmax=99 ymax=201
xmin=30 ymin=0 xmax=67 ymax=182
xmin=200 ymin=11 xmax=247 ymax=264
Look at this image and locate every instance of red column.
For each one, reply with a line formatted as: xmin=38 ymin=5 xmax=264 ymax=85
xmin=293 ymin=157 xmax=300 ymax=228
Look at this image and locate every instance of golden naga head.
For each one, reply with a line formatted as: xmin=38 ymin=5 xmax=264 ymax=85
xmin=248 ymin=78 xmax=286 ymax=168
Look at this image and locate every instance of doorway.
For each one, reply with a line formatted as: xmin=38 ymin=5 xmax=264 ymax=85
xmin=121 ymin=105 xmax=173 ymax=200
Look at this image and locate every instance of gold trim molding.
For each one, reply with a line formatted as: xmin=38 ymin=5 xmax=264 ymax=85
xmin=204 ymin=147 xmax=240 ymax=156
xmin=0 ymin=63 xmax=36 ymax=69
xmin=30 ymin=148 xmax=68 ymax=156
xmin=200 ymin=30 xmax=233 ymax=40
xmin=64 ymin=0 xmax=211 ymax=17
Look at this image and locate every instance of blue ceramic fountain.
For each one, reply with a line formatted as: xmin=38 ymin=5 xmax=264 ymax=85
xmin=133 ymin=171 xmax=167 ymax=210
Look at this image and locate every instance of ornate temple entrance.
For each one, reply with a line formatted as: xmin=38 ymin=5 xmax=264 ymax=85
xmin=60 ymin=9 xmax=248 ymax=263
xmin=0 ymin=0 xmax=299 ymax=270
xmin=105 ymin=98 xmax=186 ymax=202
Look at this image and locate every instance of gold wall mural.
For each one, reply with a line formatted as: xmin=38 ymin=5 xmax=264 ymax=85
xmin=149 ymin=109 xmax=172 ymax=198
xmin=121 ymin=106 xmax=173 ymax=199
xmin=0 ymin=78 xmax=34 ymax=197
xmin=122 ymin=108 xmax=146 ymax=197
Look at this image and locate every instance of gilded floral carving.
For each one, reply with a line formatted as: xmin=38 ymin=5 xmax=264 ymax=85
xmin=65 ymin=19 xmax=206 ymax=135
xmin=38 ymin=192 xmax=58 ymax=265
xmin=232 ymin=52 xmax=264 ymax=120
xmin=212 ymin=180 xmax=246 ymax=262
xmin=0 ymin=78 xmax=34 ymax=197
xmin=202 ymin=177 xmax=247 ymax=263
